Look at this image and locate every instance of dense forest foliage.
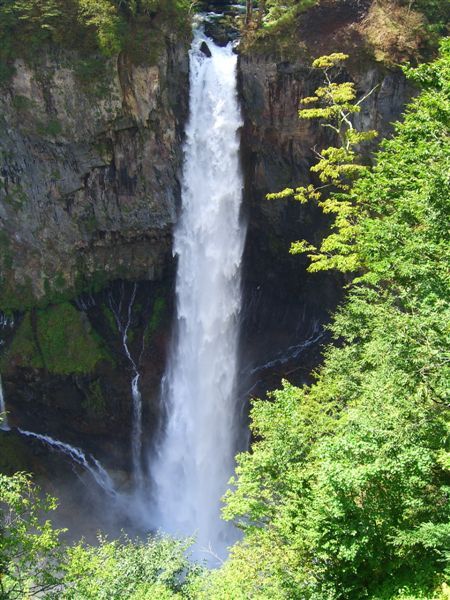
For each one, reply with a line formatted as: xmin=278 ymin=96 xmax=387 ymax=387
xmin=0 ymin=0 xmax=190 ymax=82
xmin=238 ymin=0 xmax=449 ymax=27
xmin=213 ymin=38 xmax=450 ymax=600
xmin=0 ymin=0 xmax=449 ymax=598
xmin=239 ymin=0 xmax=449 ymax=54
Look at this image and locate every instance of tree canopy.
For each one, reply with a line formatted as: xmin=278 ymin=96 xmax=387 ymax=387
xmin=215 ymin=38 xmax=450 ymax=599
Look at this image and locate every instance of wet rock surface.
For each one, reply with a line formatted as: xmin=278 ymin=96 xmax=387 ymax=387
xmin=1 ymin=279 xmax=173 ymax=469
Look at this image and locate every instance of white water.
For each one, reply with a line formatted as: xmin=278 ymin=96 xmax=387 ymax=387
xmin=0 ymin=376 xmax=9 ymax=431
xmin=150 ymin=30 xmax=246 ymax=559
xmin=18 ymin=428 xmax=116 ymax=497
xmin=109 ymin=284 xmax=144 ymax=489
xmin=0 ymin=314 xmax=14 ymax=431
xmin=249 ymin=326 xmax=325 ymax=376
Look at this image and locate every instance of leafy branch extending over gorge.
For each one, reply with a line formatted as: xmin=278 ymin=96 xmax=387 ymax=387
xmin=267 ymin=51 xmax=379 ymax=273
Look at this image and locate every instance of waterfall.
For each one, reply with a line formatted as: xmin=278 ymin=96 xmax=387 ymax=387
xmin=18 ymin=429 xmax=116 ymax=497
xmin=109 ymin=283 xmax=144 ymax=489
xmin=150 ymin=30 xmax=246 ymax=559
xmin=0 ymin=376 xmax=10 ymax=431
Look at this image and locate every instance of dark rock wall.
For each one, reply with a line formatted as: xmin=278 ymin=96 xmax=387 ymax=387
xmin=0 ymin=38 xmax=189 ymax=308
xmin=2 ymin=279 xmax=173 ymax=475
xmin=237 ymin=38 xmax=414 ymax=390
xmin=0 ymin=36 xmax=187 ymax=474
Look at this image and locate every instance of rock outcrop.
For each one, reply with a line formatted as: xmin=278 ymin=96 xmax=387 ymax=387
xmin=0 ymin=38 xmax=189 ymax=308
xmin=237 ymin=0 xmax=415 ymax=387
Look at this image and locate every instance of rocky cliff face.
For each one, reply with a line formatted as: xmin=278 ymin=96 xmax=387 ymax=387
xmin=0 ymin=37 xmax=188 ymax=308
xmin=0 ymin=36 xmax=188 ymax=480
xmin=237 ymin=0 xmax=415 ymax=390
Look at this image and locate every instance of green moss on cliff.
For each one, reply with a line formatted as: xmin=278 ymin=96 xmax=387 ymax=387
xmin=2 ymin=303 xmax=111 ymax=375
xmin=144 ymin=296 xmax=167 ymax=345
xmin=101 ymin=305 xmax=118 ymax=333
xmin=2 ymin=312 xmax=44 ymax=371
xmin=0 ymin=0 xmax=190 ymax=85
xmin=82 ymin=379 xmax=106 ymax=416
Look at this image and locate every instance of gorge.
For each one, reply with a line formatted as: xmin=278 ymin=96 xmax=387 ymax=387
xmin=0 ymin=0 xmax=440 ymax=577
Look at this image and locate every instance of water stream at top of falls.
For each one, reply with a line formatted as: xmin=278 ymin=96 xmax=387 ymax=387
xmin=149 ymin=29 xmax=246 ymax=561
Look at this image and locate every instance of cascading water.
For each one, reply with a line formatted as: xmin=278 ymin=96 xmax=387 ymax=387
xmin=150 ymin=28 xmax=246 ymax=560
xmin=109 ymin=284 xmax=144 ymax=489
xmin=17 ymin=429 xmax=116 ymax=496
xmin=0 ymin=376 xmax=10 ymax=431
xmin=0 ymin=314 xmax=13 ymax=431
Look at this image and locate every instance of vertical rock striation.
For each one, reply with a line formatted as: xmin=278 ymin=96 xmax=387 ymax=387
xmin=0 ymin=39 xmax=189 ymax=307
xmin=237 ymin=1 xmax=415 ymax=383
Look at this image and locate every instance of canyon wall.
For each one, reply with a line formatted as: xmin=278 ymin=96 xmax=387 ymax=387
xmin=0 ymin=35 xmax=189 ymax=475
xmin=238 ymin=0 xmax=416 ymax=384
xmin=0 ymin=0 xmax=419 ymax=483
xmin=0 ymin=38 xmax=189 ymax=308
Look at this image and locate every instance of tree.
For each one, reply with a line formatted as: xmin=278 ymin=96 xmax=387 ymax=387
xmin=0 ymin=472 xmax=64 ymax=598
xmin=267 ymin=52 xmax=378 ymax=273
xmin=56 ymin=535 xmax=202 ymax=599
xmin=219 ymin=40 xmax=450 ymax=599
xmin=245 ymin=0 xmax=253 ymax=24
xmin=0 ymin=470 xmax=203 ymax=599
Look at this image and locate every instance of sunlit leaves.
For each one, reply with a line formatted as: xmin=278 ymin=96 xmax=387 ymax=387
xmin=223 ymin=41 xmax=450 ymax=599
xmin=267 ymin=53 xmax=378 ymax=272
xmin=0 ymin=472 xmax=64 ymax=598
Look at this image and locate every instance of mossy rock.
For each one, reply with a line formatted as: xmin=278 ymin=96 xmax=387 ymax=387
xmin=144 ymin=296 xmax=167 ymax=345
xmin=2 ymin=303 xmax=111 ymax=375
xmin=82 ymin=379 xmax=106 ymax=416
xmin=0 ymin=434 xmax=33 ymax=475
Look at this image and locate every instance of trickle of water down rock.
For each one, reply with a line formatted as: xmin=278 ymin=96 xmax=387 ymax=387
xmin=0 ymin=376 xmax=10 ymax=431
xmin=18 ymin=428 xmax=116 ymax=497
xmin=150 ymin=29 xmax=246 ymax=561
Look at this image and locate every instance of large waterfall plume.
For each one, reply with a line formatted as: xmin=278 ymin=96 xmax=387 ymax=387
xmin=150 ymin=28 xmax=246 ymax=559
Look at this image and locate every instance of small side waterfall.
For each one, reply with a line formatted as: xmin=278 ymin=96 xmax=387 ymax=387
xmin=0 ymin=314 xmax=14 ymax=431
xmin=18 ymin=429 xmax=116 ymax=496
xmin=109 ymin=284 xmax=144 ymax=489
xmin=0 ymin=376 xmax=10 ymax=431
xmin=150 ymin=30 xmax=246 ymax=559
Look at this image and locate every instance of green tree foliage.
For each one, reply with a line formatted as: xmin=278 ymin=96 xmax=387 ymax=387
xmin=267 ymin=52 xmax=378 ymax=273
xmin=401 ymin=0 xmax=450 ymax=34
xmin=0 ymin=0 xmax=190 ymax=81
xmin=78 ymin=0 xmax=125 ymax=56
xmin=246 ymin=0 xmax=449 ymax=31
xmin=53 ymin=535 xmax=202 ymax=599
xmin=0 ymin=472 xmax=64 ymax=598
xmin=216 ymin=40 xmax=450 ymax=599
xmin=244 ymin=0 xmax=317 ymax=30
xmin=0 ymin=471 xmax=203 ymax=599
